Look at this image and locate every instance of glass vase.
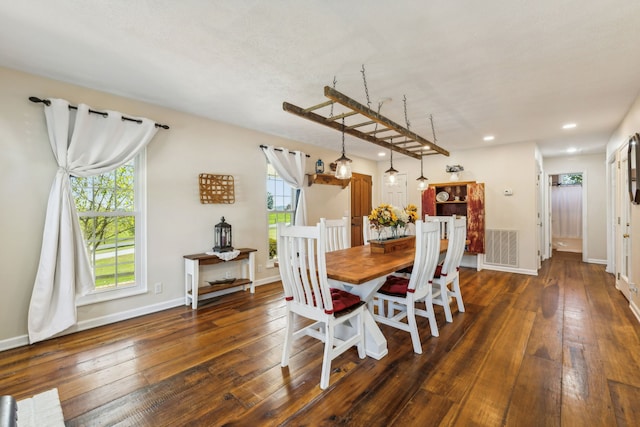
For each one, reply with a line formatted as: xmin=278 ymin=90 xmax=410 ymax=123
xmin=390 ymin=226 xmax=398 ymax=240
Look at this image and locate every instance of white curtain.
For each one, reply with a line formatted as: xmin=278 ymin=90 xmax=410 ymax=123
xmin=262 ymin=146 xmax=307 ymax=225
xmin=551 ymin=185 xmax=582 ymax=238
xmin=28 ymin=98 xmax=158 ymax=343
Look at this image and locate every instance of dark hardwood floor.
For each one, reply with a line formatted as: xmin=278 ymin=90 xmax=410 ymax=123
xmin=2 ymin=252 xmax=640 ymax=426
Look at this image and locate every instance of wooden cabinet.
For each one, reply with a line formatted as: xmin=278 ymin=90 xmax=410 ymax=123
xmin=421 ymin=181 xmax=485 ymax=254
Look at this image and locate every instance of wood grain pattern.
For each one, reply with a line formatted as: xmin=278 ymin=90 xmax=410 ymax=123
xmin=1 ymin=251 xmax=639 ymax=426
xmin=466 ymin=182 xmax=485 ymax=253
xmin=350 ymin=172 xmax=372 ymax=247
xmin=324 ymin=241 xmax=446 ymax=284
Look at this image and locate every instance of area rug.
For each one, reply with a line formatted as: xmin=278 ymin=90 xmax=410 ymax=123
xmin=16 ymin=388 xmax=65 ymax=427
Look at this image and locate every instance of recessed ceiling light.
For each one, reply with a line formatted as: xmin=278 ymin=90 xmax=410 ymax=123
xmin=567 ymin=147 xmax=578 ymax=153
xmin=378 ymin=152 xmax=386 ymax=157
xmin=483 ymin=135 xmax=495 ymax=141
xmin=562 ymin=123 xmax=577 ymax=129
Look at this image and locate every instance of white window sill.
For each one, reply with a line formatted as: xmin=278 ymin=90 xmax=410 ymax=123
xmin=76 ymin=285 xmax=148 ymax=307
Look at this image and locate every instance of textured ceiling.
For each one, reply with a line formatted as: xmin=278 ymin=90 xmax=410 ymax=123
xmin=2 ymin=0 xmax=640 ymax=160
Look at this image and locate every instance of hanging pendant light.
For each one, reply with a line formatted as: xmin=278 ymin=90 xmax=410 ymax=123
xmin=416 ymin=151 xmax=428 ymax=190
xmin=334 ymin=117 xmax=352 ymax=179
xmin=384 ymin=138 xmax=399 ymax=186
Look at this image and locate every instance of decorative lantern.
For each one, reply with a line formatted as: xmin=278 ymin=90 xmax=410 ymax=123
xmin=213 ymin=216 xmax=233 ymax=252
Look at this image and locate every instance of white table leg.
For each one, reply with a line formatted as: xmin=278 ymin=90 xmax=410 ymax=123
xmin=184 ymin=258 xmax=199 ymax=309
xmin=328 ymin=277 xmax=388 ymax=359
xmin=248 ymin=251 xmax=256 ymax=293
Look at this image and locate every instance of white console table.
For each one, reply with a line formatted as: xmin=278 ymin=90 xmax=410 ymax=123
xmin=183 ymin=248 xmax=257 ymax=309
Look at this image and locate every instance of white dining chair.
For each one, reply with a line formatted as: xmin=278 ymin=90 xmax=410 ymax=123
xmin=424 ymin=214 xmax=455 ymax=240
xmin=372 ymin=220 xmax=440 ymax=354
xmin=320 ymin=217 xmax=350 ymax=252
xmin=362 ymin=215 xmax=372 ymax=245
xmin=428 ymin=216 xmax=467 ymax=322
xmin=277 ymin=222 xmax=366 ymax=389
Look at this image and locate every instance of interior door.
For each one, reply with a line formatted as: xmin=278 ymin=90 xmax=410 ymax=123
xmin=536 ymin=170 xmax=543 ymax=268
xmin=547 ymin=175 xmax=553 ymax=258
xmin=618 ymin=150 xmax=632 ymax=300
xmin=350 ymin=173 xmax=372 ymax=246
xmin=383 ymin=173 xmax=407 ymax=206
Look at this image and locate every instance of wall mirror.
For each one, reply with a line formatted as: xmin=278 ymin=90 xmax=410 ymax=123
xmin=628 ymin=133 xmax=640 ymax=204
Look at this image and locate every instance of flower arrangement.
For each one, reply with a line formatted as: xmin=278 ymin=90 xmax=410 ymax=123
xmin=369 ymin=203 xmax=420 ymax=239
xmin=368 ymin=203 xmax=397 ymax=231
xmin=393 ymin=206 xmax=409 ymax=228
xmin=405 ymin=204 xmax=418 ymax=224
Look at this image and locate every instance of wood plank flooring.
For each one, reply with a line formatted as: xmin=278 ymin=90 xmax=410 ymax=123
xmin=2 ymin=251 xmax=640 ymax=426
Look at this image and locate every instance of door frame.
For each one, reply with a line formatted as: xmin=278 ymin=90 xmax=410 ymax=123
xmin=543 ymin=169 xmax=587 ymax=262
xmin=615 ymin=144 xmax=632 ymax=299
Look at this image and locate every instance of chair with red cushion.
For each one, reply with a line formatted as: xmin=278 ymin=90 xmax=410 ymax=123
xmin=372 ymin=220 xmax=441 ymax=354
xmin=277 ymin=221 xmax=366 ymax=389
xmin=428 ymin=216 xmax=467 ymax=322
xmin=320 ymin=217 xmax=350 ymax=252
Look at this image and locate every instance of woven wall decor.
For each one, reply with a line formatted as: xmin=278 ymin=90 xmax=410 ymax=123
xmin=199 ymin=173 xmax=235 ymax=204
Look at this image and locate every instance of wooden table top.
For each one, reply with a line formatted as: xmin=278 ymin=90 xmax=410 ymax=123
xmin=183 ymin=248 xmax=257 ymax=264
xmin=325 ymin=241 xmax=447 ymax=285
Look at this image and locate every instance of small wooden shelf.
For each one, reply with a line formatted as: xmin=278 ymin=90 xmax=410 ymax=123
xmin=188 ymin=278 xmax=252 ymax=296
xmin=307 ymin=173 xmax=350 ymax=188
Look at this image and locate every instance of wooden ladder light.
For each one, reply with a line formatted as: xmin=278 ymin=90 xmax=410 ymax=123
xmin=283 ymin=86 xmax=449 ymax=159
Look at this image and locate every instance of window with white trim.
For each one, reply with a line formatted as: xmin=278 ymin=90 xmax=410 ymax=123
xmin=266 ymin=163 xmax=295 ymax=264
xmin=71 ymin=153 xmax=147 ymax=304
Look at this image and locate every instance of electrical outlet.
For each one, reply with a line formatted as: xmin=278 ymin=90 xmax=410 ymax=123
xmin=258 ymin=264 xmax=263 ymax=273
xmin=225 ymin=271 xmax=231 ymax=279
xmin=154 ymin=282 xmax=163 ymax=294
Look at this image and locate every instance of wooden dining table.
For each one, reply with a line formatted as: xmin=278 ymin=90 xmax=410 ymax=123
xmin=325 ymin=240 xmax=448 ymax=359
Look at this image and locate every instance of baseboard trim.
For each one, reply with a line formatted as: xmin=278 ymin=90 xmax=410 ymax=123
xmin=255 ymin=275 xmax=280 ymax=286
xmin=480 ymin=264 xmax=538 ymax=276
xmin=0 ymin=335 xmax=29 ymax=352
xmin=630 ymin=300 xmax=640 ymax=324
xmin=586 ymin=258 xmax=607 ymax=265
xmin=72 ymin=298 xmax=185 ymax=333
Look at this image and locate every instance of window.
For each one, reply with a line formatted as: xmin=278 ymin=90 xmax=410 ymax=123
xmin=267 ymin=163 xmax=295 ymax=263
xmin=71 ymin=153 xmax=147 ymax=304
xmin=559 ymin=173 xmax=582 ymax=185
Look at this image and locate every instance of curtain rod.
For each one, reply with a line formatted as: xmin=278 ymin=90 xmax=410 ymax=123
xmin=259 ymin=144 xmax=310 ymax=158
xmin=29 ymin=97 xmax=170 ymax=129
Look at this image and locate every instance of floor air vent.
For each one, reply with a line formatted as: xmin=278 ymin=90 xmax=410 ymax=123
xmin=485 ymin=229 xmax=518 ymax=267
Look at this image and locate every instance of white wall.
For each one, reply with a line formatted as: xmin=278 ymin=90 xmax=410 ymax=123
xmin=544 ymin=153 xmax=607 ymax=263
xmin=377 ymin=141 xmax=540 ymax=274
xmin=0 ymin=66 xmax=377 ymax=345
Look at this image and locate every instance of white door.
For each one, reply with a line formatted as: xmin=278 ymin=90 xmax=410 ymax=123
xmin=547 ymin=175 xmax=553 ymax=258
xmin=383 ymin=173 xmax=407 ymax=207
xmin=617 ymin=148 xmax=631 ymax=300
xmin=536 ymin=170 xmax=543 ymax=268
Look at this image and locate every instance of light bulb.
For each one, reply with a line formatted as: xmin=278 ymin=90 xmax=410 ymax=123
xmin=335 ymin=158 xmax=352 ymax=179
